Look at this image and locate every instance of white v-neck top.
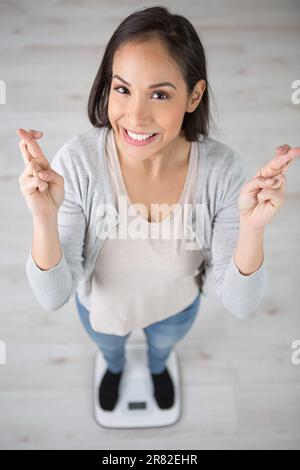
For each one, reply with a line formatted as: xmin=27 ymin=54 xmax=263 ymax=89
xmin=89 ymin=129 xmax=204 ymax=335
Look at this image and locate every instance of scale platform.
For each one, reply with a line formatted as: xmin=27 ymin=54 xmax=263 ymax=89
xmin=93 ymin=341 xmax=182 ymax=429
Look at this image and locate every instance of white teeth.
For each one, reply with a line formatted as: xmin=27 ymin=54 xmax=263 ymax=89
xmin=126 ymin=129 xmax=155 ymax=140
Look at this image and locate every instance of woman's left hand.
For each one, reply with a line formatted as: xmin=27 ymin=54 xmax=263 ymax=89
xmin=238 ymin=144 xmax=300 ymax=231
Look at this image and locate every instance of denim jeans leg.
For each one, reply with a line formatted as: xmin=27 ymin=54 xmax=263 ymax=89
xmin=143 ymin=292 xmax=201 ymax=374
xmin=75 ymin=293 xmax=131 ymax=373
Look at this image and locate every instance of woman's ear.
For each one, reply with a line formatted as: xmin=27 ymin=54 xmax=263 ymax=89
xmin=186 ymin=79 xmax=206 ymax=113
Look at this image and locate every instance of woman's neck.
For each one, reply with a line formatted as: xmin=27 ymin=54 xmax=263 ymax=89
xmin=114 ymin=131 xmax=191 ymax=180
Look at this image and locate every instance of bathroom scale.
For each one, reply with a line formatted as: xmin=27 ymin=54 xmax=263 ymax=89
xmin=93 ymin=338 xmax=181 ymax=429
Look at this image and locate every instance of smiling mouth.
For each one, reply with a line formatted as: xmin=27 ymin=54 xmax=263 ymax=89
xmin=121 ymin=127 xmax=160 ymax=146
xmin=123 ymin=127 xmax=158 ymax=136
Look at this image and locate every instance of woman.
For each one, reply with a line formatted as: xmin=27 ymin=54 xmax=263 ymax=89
xmin=17 ymin=6 xmax=299 ymax=413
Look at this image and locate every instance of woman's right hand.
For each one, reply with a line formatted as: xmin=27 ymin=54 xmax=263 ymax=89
xmin=18 ymin=128 xmax=65 ymax=224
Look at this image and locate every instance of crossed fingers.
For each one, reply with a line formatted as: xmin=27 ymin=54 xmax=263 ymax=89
xmin=255 ymin=145 xmax=300 ymax=179
xmin=17 ymin=128 xmax=49 ymax=170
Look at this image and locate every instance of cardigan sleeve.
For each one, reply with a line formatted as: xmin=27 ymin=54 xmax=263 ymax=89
xmin=25 ymin=144 xmax=86 ymax=312
xmin=211 ymin=151 xmax=268 ymax=318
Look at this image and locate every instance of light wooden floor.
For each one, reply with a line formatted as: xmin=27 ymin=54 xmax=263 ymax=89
xmin=0 ymin=0 xmax=300 ymax=450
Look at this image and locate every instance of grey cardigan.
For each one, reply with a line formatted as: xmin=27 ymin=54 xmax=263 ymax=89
xmin=26 ymin=126 xmax=267 ymax=318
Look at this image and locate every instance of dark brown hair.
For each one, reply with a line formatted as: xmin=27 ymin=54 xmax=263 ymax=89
xmin=87 ymin=5 xmax=215 ymax=142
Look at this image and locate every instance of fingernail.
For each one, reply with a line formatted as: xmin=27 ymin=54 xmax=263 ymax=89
xmin=277 ymin=145 xmax=288 ymax=154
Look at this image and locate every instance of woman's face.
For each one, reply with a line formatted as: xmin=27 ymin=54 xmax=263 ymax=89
xmin=107 ymin=38 xmax=205 ymax=164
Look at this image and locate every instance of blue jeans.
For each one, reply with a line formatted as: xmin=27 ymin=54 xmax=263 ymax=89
xmin=75 ymin=291 xmax=201 ymax=374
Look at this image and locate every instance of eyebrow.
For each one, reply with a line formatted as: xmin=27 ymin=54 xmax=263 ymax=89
xmin=112 ymin=74 xmax=177 ymax=90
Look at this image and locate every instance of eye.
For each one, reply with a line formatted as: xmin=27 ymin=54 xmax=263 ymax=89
xmin=113 ymin=86 xmax=169 ymax=100
xmin=152 ymin=91 xmax=169 ymax=100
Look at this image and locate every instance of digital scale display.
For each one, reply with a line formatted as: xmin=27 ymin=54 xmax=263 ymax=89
xmin=128 ymin=401 xmax=147 ymax=410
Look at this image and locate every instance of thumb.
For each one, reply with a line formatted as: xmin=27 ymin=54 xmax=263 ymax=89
xmin=38 ymin=168 xmax=57 ymax=181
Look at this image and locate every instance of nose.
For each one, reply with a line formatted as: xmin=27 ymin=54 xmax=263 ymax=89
xmin=127 ymin=96 xmax=151 ymax=128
